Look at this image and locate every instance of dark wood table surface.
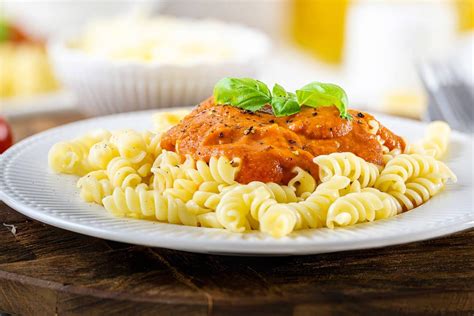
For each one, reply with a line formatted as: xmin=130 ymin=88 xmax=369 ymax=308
xmin=1 ymin=111 xmax=473 ymax=315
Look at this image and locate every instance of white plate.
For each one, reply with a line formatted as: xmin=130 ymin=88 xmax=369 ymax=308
xmin=0 ymin=90 xmax=76 ymax=119
xmin=0 ymin=110 xmax=472 ymax=255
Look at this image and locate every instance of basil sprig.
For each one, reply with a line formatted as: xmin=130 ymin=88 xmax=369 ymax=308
xmin=296 ymin=82 xmax=351 ymax=119
xmin=213 ymin=78 xmax=351 ymax=119
xmin=213 ymin=78 xmax=271 ymax=112
xmin=270 ymin=83 xmax=300 ymax=117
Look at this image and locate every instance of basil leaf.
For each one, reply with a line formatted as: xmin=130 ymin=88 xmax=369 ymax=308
xmin=214 ymin=77 xmax=271 ymax=112
xmin=271 ymin=97 xmax=300 ymax=117
xmin=296 ymin=82 xmax=352 ymax=119
xmin=272 ymin=83 xmax=287 ymax=98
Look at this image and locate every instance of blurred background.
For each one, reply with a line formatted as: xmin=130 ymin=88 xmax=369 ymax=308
xmin=0 ymin=0 xmax=472 ymax=144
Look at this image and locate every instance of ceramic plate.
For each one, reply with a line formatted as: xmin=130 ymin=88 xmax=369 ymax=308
xmin=0 ymin=109 xmax=472 ymax=255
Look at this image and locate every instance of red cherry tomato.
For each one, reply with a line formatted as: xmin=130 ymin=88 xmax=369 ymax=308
xmin=0 ymin=116 xmax=13 ymax=154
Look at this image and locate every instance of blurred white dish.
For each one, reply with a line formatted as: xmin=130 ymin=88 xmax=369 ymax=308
xmin=0 ymin=90 xmax=76 ymax=119
xmin=48 ymin=16 xmax=270 ymax=116
xmin=0 ymin=110 xmax=472 ymax=256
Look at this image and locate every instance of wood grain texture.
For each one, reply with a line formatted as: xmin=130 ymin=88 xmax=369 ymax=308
xmin=1 ymin=202 xmax=473 ymax=316
xmin=1 ymin=113 xmax=473 ymax=315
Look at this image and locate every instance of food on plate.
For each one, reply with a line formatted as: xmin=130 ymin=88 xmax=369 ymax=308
xmin=48 ymin=78 xmax=457 ymax=237
xmin=0 ymin=116 xmax=13 ymax=153
xmin=70 ymin=15 xmax=260 ymax=64
xmin=0 ymin=19 xmax=58 ymax=99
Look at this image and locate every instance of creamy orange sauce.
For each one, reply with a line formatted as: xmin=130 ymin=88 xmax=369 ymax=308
xmin=161 ymin=98 xmax=405 ymax=184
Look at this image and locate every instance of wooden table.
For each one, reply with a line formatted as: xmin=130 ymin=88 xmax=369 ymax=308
xmin=1 ymin=112 xmax=473 ymax=315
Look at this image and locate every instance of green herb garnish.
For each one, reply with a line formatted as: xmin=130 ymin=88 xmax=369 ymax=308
xmin=213 ymin=78 xmax=352 ymax=119
xmin=213 ymin=77 xmax=271 ymax=112
xmin=270 ymin=83 xmax=300 ymax=117
xmin=296 ymin=82 xmax=351 ymax=119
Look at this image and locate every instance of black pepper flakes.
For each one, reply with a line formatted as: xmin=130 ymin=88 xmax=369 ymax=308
xmin=218 ymin=132 xmax=224 ymax=138
xmin=289 ymin=139 xmax=296 ymax=144
xmin=357 ymin=112 xmax=365 ymax=118
xmin=244 ymin=126 xmax=255 ymax=135
xmin=312 ymin=112 xmax=318 ymax=116
xmin=269 ymin=119 xmax=275 ymax=124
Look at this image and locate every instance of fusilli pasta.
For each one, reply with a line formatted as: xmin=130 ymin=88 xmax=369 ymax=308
xmin=288 ymin=167 xmax=317 ymax=196
xmin=102 ymin=184 xmax=198 ymax=226
xmin=389 ymin=176 xmax=445 ymax=211
xmin=375 ymin=153 xmax=456 ymax=193
xmin=110 ymin=129 xmax=148 ymax=164
xmin=152 ymin=110 xmax=190 ymax=133
xmin=77 ymin=170 xmax=113 ymax=205
xmin=48 ymin=129 xmax=112 ymax=175
xmin=49 ymin=111 xmax=457 ymax=238
xmin=406 ymin=121 xmax=451 ymax=159
xmin=326 ymin=191 xmax=397 ymax=228
xmin=106 ymin=157 xmax=142 ymax=189
xmin=313 ymin=152 xmax=379 ymax=187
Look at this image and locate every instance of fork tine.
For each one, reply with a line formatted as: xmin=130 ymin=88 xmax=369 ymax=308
xmin=441 ymin=64 xmax=474 ymax=131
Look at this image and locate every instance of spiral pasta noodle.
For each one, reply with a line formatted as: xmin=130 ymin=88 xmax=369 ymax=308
xmin=102 ymin=184 xmax=198 ymax=226
xmin=284 ymin=176 xmax=351 ymax=229
xmin=326 ymin=191 xmax=397 ymax=228
xmin=406 ymin=121 xmax=451 ymax=160
xmin=197 ymin=212 xmax=224 ymax=229
xmin=288 ymin=167 xmax=317 ymax=197
xmin=110 ymin=129 xmax=148 ymax=164
xmin=165 ymin=179 xmax=199 ymax=202
xmin=389 ymin=176 xmax=445 ymax=211
xmin=313 ymin=152 xmax=380 ymax=187
xmin=88 ymin=141 xmax=119 ymax=170
xmin=48 ymin=129 xmax=112 ymax=175
xmin=106 ymin=157 xmax=142 ymax=189
xmin=215 ymin=185 xmax=254 ymax=232
xmin=186 ymin=181 xmax=222 ymax=214
xmin=77 ymin=170 xmax=113 ymax=205
xmin=247 ymin=181 xmax=298 ymax=203
xmin=375 ymin=154 xmax=456 ymax=193
xmin=153 ymin=110 xmax=190 ymax=133
xmin=185 ymin=156 xmax=241 ymax=185
xmin=142 ymin=130 xmax=163 ymax=158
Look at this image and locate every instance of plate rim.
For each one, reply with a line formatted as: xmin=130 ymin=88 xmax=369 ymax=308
xmin=1 ymin=109 xmax=473 ymax=255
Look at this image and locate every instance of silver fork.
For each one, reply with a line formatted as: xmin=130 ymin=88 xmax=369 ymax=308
xmin=417 ymin=61 xmax=473 ymax=133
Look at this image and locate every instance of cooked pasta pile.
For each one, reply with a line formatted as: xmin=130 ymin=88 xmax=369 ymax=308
xmin=48 ymin=113 xmax=456 ymax=237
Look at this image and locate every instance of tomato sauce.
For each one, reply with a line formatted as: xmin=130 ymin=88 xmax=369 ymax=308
xmin=161 ymin=98 xmax=405 ymax=184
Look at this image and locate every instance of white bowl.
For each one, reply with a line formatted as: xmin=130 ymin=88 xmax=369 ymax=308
xmin=48 ymin=22 xmax=270 ymax=115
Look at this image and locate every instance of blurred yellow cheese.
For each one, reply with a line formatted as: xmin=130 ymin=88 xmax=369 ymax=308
xmin=0 ymin=43 xmax=58 ymax=98
xmin=383 ymin=91 xmax=427 ymax=119
xmin=72 ymin=15 xmax=237 ymax=64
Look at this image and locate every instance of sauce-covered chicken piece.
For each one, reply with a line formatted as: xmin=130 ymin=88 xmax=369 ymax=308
xmin=161 ymin=98 xmax=405 ymax=184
